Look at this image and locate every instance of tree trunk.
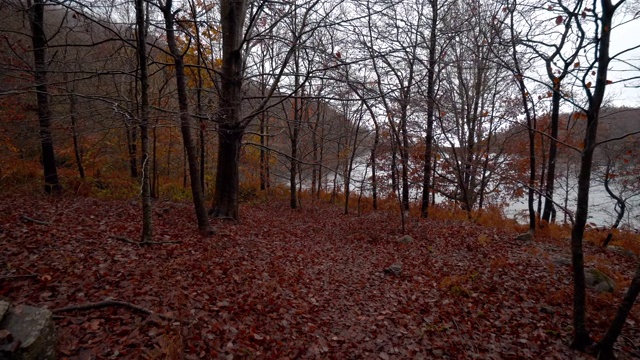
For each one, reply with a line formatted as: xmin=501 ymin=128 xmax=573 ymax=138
xmin=421 ymin=0 xmax=438 ymax=218
xmin=570 ymin=0 xmax=617 ymax=349
xmin=128 ymin=125 xmax=138 ymax=178
xmin=212 ymin=128 xmax=243 ymax=219
xmin=290 ymin=70 xmax=301 ymax=210
xmin=212 ymin=0 xmax=248 ymax=219
xmin=602 ymin=161 xmax=625 ymax=247
xmin=29 ymin=0 xmax=60 ymax=194
xmin=191 ymin=6 xmax=207 ymax=193
xmin=542 ymin=88 xmax=561 ymax=223
xmin=152 ymin=118 xmax=159 ymax=198
xmin=162 ymin=0 xmax=215 ymax=234
xmin=507 ymin=2 xmax=535 ymax=235
xmin=135 ymin=0 xmax=152 ymax=242
xmin=400 ymin=112 xmax=410 ymax=212
xmin=68 ymin=92 xmax=85 ymax=179
xmin=597 ymin=261 xmax=640 ymax=359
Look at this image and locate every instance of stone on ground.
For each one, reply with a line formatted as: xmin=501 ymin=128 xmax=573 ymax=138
xmin=0 ymin=301 xmax=56 ymax=360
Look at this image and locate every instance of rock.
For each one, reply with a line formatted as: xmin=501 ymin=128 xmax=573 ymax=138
xmin=383 ymin=264 xmax=402 ymax=276
xmin=396 ymin=235 xmax=413 ymax=244
xmin=0 ymin=302 xmax=9 ymax=322
xmin=552 ymin=258 xmax=572 ymax=267
xmin=608 ymin=246 xmax=637 ymax=258
xmin=0 ymin=302 xmax=56 ymax=360
xmin=516 ymin=232 xmax=534 ymax=241
xmin=585 ymin=268 xmax=615 ymax=293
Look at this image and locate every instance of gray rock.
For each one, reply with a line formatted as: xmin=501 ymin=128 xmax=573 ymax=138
xmin=585 ymin=268 xmax=615 ymax=293
xmin=396 ymin=235 xmax=414 ymax=244
xmin=384 ymin=263 xmax=403 ymax=276
xmin=516 ymin=232 xmax=534 ymax=241
xmin=552 ymin=258 xmax=572 ymax=267
xmin=0 ymin=303 xmax=56 ymax=360
xmin=0 ymin=302 xmax=9 ymax=323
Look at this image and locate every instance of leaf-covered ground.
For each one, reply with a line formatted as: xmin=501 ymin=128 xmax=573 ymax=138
xmin=1 ymin=194 xmax=639 ymax=359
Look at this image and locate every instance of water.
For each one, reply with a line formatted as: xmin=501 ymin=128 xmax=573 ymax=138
xmin=504 ymin=179 xmax=640 ymax=230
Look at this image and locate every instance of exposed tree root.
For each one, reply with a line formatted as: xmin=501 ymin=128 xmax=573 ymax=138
xmin=110 ymin=235 xmax=181 ymax=245
xmin=20 ymin=215 xmax=50 ymax=225
xmin=53 ymin=298 xmax=190 ymax=324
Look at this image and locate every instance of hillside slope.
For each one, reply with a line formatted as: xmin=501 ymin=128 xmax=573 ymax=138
xmin=1 ymin=195 xmax=638 ymax=359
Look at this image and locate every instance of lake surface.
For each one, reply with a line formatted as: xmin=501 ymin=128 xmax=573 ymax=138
xmin=504 ymin=180 xmax=639 ymax=230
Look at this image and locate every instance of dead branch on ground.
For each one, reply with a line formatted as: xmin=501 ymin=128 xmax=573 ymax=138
xmin=53 ymin=298 xmax=191 ymax=324
xmin=20 ymin=215 xmax=51 ymax=225
xmin=110 ymin=235 xmax=181 ymax=245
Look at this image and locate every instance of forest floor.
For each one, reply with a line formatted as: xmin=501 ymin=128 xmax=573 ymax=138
xmin=1 ymin=194 xmax=639 ymax=359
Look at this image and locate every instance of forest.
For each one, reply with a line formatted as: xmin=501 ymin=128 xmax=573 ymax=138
xmin=0 ymin=0 xmax=639 ymax=358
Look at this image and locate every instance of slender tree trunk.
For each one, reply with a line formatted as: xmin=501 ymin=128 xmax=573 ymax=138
xmin=129 ymin=124 xmax=138 ymax=178
xmin=597 ymin=261 xmax=640 ymax=359
xmin=29 ymin=0 xmax=60 ymax=194
xmin=602 ymin=162 xmax=625 ymax=247
xmin=290 ymin=74 xmax=301 ymax=210
xmin=344 ymin=113 xmax=363 ymax=215
xmin=432 ymin=152 xmax=437 ymax=205
xmin=538 ymin=141 xmax=546 ymax=220
xmin=570 ymin=0 xmax=617 ymax=350
xmin=390 ymin=138 xmax=398 ymax=198
xmin=260 ymin=110 xmax=270 ymax=191
xmin=400 ymin=111 xmax=410 ymax=212
xmin=136 ymin=0 xmax=152 ymax=242
xmin=152 ymin=118 xmax=159 ymax=198
xmin=311 ymin=116 xmax=318 ymax=198
xmin=564 ymin=160 xmax=570 ymax=224
xmin=507 ymin=2 xmax=535 ymax=235
xmin=191 ymin=5 xmax=207 ymax=193
xmin=542 ymin=89 xmax=561 ymax=223
xmin=162 ymin=0 xmax=215 ymax=234
xmin=421 ymin=0 xmax=438 ymax=218
xmin=370 ymin=129 xmax=378 ymax=210
xmin=182 ymin=147 xmax=187 ymax=188
xmin=68 ymin=92 xmax=85 ymax=179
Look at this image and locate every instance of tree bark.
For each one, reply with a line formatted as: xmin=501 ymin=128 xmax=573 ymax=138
xmin=212 ymin=0 xmax=248 ymax=220
xmin=602 ymin=161 xmax=625 ymax=247
xmin=542 ymin=87 xmax=561 ymax=223
xmin=136 ymin=0 xmax=152 ymax=242
xmin=68 ymin=91 xmax=84 ymax=179
xmin=507 ymin=3 xmax=536 ymax=235
xmin=212 ymin=127 xmax=243 ymax=219
xmin=29 ymin=0 xmax=60 ymax=194
xmin=597 ymin=261 xmax=640 ymax=359
xmin=570 ymin=0 xmax=617 ymax=350
xmin=421 ymin=0 xmax=438 ymax=218
xmin=161 ymin=0 xmax=215 ymax=234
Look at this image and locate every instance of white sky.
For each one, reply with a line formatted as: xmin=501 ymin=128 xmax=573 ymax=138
xmin=607 ymin=12 xmax=640 ymax=107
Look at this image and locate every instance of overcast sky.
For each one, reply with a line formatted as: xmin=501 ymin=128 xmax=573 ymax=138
xmin=607 ymin=14 xmax=640 ymax=107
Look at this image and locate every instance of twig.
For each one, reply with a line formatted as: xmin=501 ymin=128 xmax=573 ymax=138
xmin=20 ymin=215 xmax=51 ymax=225
xmin=52 ymin=298 xmax=190 ymax=324
xmin=110 ymin=235 xmax=181 ymax=245
xmin=623 ymin=335 xmax=639 ymax=350
xmin=0 ymin=274 xmax=39 ymax=281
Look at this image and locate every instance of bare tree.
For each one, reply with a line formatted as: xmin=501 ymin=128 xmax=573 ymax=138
xmin=136 ymin=0 xmax=152 ymax=242
xmin=28 ymin=0 xmax=61 ymax=193
xmin=158 ymin=0 xmax=215 ymax=234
